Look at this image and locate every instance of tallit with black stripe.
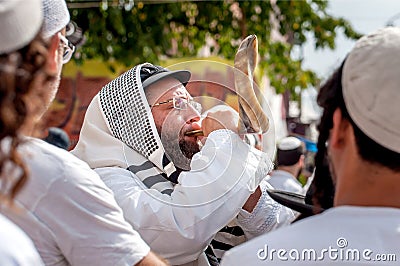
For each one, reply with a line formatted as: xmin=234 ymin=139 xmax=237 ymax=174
xmin=72 ymin=63 xmax=267 ymax=265
xmin=97 ymin=63 xmax=179 ymax=193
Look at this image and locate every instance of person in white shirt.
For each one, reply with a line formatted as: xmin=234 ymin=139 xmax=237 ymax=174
xmin=0 ymin=1 xmax=45 ymax=265
xmin=72 ymin=63 xmax=294 ymax=265
xmin=268 ymin=136 xmax=305 ymax=194
xmin=221 ymin=27 xmax=400 ymax=265
xmin=0 ymin=0 xmax=166 ymax=265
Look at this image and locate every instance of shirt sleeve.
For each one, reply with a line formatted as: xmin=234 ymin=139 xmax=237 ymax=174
xmin=34 ymin=159 xmax=150 ymax=266
xmin=235 ymin=180 xmax=295 ymax=240
xmin=98 ymin=129 xmax=273 ymax=265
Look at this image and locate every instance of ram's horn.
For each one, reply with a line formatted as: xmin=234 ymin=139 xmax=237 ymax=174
xmin=234 ymin=34 xmax=269 ymax=134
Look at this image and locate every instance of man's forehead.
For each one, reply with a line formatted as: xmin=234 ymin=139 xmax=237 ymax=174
xmin=147 ymin=77 xmax=189 ymax=99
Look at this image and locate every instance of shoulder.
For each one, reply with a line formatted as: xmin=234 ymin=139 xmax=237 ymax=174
xmin=222 ymin=209 xmax=342 ymax=265
xmin=21 ymin=138 xmax=102 ymax=182
xmin=223 ymin=206 xmax=400 ymax=265
xmin=0 ymin=214 xmax=43 ymax=265
xmin=18 ymin=138 xmax=113 ymax=202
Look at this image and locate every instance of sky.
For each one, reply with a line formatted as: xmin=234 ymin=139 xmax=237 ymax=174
xmin=302 ymin=0 xmax=400 ymax=79
xmin=284 ymin=0 xmax=400 ymax=141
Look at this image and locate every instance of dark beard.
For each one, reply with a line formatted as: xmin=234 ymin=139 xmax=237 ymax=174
xmin=179 ymin=138 xmax=200 ymax=160
xmin=161 ymin=128 xmax=200 ymax=171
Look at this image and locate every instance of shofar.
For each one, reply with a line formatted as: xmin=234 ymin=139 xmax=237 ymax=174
xmin=234 ymin=34 xmax=269 ymax=134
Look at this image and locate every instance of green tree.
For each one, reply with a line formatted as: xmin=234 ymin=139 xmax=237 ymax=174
xmin=68 ymin=0 xmax=361 ymax=97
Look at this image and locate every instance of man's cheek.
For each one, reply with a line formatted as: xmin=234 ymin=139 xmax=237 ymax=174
xmin=164 ymin=114 xmax=186 ymax=132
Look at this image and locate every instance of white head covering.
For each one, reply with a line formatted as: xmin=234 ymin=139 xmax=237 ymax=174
xmin=42 ymin=0 xmax=70 ymax=38
xmin=0 ymin=0 xmax=42 ymax=54
xmin=278 ymin=136 xmax=302 ymax=151
xmin=72 ymin=63 xmax=190 ymax=194
xmin=342 ymin=27 xmax=400 ymax=153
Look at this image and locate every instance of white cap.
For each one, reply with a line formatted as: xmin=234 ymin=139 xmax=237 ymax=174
xmin=342 ymin=27 xmax=400 ymax=153
xmin=0 ymin=0 xmax=43 ymax=54
xmin=278 ymin=136 xmax=302 ymax=151
xmin=42 ymin=0 xmax=70 ymax=38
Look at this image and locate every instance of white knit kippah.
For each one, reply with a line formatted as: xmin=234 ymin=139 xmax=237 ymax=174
xmin=42 ymin=0 xmax=70 ymax=38
xmin=342 ymin=27 xmax=400 ymax=153
xmin=278 ymin=136 xmax=302 ymax=151
xmin=0 ymin=0 xmax=43 ymax=54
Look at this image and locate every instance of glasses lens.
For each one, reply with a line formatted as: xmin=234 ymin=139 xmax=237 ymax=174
xmin=172 ymin=98 xmax=202 ymax=113
xmin=173 ymin=98 xmax=186 ymax=110
xmin=59 ymin=34 xmax=75 ymax=64
xmin=190 ymin=101 xmax=202 ymax=113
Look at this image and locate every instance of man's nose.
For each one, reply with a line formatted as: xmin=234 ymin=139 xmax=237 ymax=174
xmin=185 ymin=105 xmax=201 ymax=124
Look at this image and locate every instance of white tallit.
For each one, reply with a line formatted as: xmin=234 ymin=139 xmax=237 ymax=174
xmin=71 ymin=63 xmax=280 ymax=265
xmin=72 ymin=63 xmax=177 ymax=194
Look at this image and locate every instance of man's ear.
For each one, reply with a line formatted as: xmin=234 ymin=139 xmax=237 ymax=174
xmin=298 ymin=154 xmax=305 ymax=168
xmin=45 ymin=33 xmax=60 ymax=74
xmin=330 ymin=108 xmax=351 ymax=149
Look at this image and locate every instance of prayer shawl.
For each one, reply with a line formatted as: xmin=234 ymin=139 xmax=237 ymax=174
xmin=73 ymin=63 xmax=177 ymax=193
xmin=72 ymin=63 xmax=274 ymax=265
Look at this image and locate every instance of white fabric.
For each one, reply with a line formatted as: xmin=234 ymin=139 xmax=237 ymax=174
xmin=0 ymin=213 xmax=43 ymax=266
xmin=267 ymin=170 xmax=305 ymax=194
xmin=71 ymin=64 xmax=283 ymax=265
xmin=236 ymin=179 xmax=295 ymax=239
xmin=72 ymin=92 xmax=273 ymax=265
xmin=221 ymin=206 xmax=400 ymax=265
xmin=342 ymin=27 xmax=400 ymax=153
xmin=93 ymin=129 xmax=269 ymax=265
xmin=277 ymin=137 xmax=302 ymax=151
xmin=1 ymin=138 xmax=150 ymax=266
xmin=0 ymin=0 xmax=42 ymax=54
xmin=97 ymin=64 xmax=176 ymax=175
xmin=209 ymin=179 xmax=295 ymax=260
xmin=42 ymin=0 xmax=70 ymax=38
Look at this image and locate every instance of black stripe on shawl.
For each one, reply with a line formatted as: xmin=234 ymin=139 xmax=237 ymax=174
xmin=205 ymin=245 xmax=221 ymax=266
xmin=210 ymin=239 xmax=234 ymax=251
xmin=218 ymin=225 xmax=245 ymax=236
xmin=167 ymin=171 xmax=179 ymax=184
xmin=161 ymin=189 xmax=173 ymax=195
xmin=161 ymin=154 xmax=179 ymax=184
xmin=127 ymin=161 xmax=155 ymax=173
xmin=142 ymin=175 xmax=171 ymax=188
xmin=127 ymin=163 xmax=172 ymax=188
xmin=162 ymin=153 xmax=171 ymax=168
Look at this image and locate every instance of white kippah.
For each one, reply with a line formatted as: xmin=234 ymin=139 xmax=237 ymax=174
xmin=278 ymin=136 xmax=302 ymax=151
xmin=0 ymin=0 xmax=42 ymax=54
xmin=42 ymin=0 xmax=70 ymax=38
xmin=342 ymin=27 xmax=400 ymax=153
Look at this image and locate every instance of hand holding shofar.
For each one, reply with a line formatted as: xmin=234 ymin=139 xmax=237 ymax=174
xmin=186 ymin=34 xmax=269 ymax=137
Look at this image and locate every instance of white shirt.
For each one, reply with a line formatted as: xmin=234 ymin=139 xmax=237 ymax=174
xmin=71 ymin=95 xmax=281 ymax=266
xmin=2 ymin=138 xmax=150 ymax=266
xmin=0 ymin=213 xmax=43 ymax=266
xmin=95 ymin=130 xmax=272 ymax=265
xmin=221 ymin=206 xmax=400 ymax=265
xmin=268 ymin=170 xmax=305 ymax=194
xmin=209 ymin=179 xmax=295 ymax=260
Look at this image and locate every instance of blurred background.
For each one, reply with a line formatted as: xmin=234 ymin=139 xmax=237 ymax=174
xmin=37 ymin=0 xmax=400 ymax=157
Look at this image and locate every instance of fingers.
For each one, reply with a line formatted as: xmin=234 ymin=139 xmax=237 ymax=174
xmin=201 ymin=109 xmax=240 ymax=136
